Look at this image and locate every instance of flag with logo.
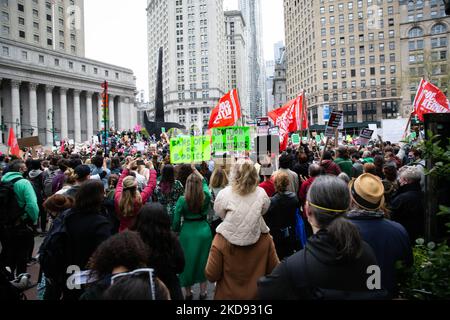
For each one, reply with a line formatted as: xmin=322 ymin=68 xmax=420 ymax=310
xmin=208 ymin=89 xmax=242 ymax=129
xmin=7 ymin=128 xmax=20 ymax=157
xmin=268 ymin=93 xmax=307 ymax=151
xmin=412 ymin=78 xmax=450 ymax=122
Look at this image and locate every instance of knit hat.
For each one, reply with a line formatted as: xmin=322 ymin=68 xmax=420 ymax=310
xmin=349 ymin=173 xmax=385 ymax=211
xmin=43 ymin=194 xmax=74 ymax=213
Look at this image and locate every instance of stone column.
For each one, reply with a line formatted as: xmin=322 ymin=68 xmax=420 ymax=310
xmin=357 ymin=102 xmax=363 ymax=123
xmin=86 ymin=91 xmax=94 ymax=140
xmin=11 ymin=80 xmax=21 ymax=138
xmin=73 ymin=89 xmax=81 ymax=143
xmin=109 ymin=94 xmax=115 ymax=130
xmin=124 ymin=97 xmax=131 ymax=131
xmin=29 ymin=83 xmax=38 ymax=137
xmin=0 ymin=78 xmax=3 ymax=144
xmin=45 ymin=85 xmax=55 ymax=146
xmin=60 ymin=87 xmax=68 ymax=141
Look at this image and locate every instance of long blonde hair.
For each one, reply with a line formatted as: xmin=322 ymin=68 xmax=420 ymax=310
xmin=209 ymin=166 xmax=229 ymax=189
xmin=119 ymin=176 xmax=142 ymax=218
xmin=230 ymin=159 xmax=259 ymax=196
xmin=185 ymin=174 xmax=204 ymax=213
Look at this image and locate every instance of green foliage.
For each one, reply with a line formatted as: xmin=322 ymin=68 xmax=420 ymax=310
xmin=397 ymin=133 xmax=450 ymax=299
xmin=417 ymin=131 xmax=450 ymax=181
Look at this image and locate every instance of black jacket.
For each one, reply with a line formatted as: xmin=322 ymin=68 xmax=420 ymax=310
xmin=64 ymin=209 xmax=113 ymax=270
xmin=390 ymin=182 xmax=425 ymax=242
xmin=265 ymin=192 xmax=300 ymax=260
xmin=258 ymin=230 xmax=379 ymax=300
xmin=292 ymin=162 xmax=309 ymax=180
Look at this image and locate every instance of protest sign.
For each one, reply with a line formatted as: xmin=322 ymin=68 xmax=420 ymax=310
xmin=257 ymin=117 xmax=269 ymax=136
xmin=382 ymin=119 xmax=409 ymax=143
xmin=291 ymin=134 xmax=301 ymax=145
xmin=170 ymin=136 xmax=211 ymax=164
xmin=211 ymin=127 xmax=251 ymax=153
xmin=268 ymin=127 xmax=279 ymax=136
xmin=17 ymin=136 xmax=41 ymax=149
xmin=328 ymin=111 xmax=343 ymax=128
xmin=359 ymin=128 xmax=375 ymax=146
xmin=325 ymin=126 xmax=336 ymax=138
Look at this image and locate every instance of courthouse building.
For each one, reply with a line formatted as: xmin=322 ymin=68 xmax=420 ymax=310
xmin=0 ymin=0 xmax=137 ymax=145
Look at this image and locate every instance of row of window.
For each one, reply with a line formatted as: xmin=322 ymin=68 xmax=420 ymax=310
xmin=321 ymin=42 xmax=396 ymax=58
xmin=323 ymin=77 xmax=396 ymax=90
xmin=1 ymin=45 xmax=120 ymax=79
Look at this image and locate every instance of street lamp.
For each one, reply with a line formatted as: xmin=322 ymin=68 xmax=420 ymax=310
xmin=48 ymin=108 xmax=56 ymax=147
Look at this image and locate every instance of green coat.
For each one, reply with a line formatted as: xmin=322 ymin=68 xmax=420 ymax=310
xmin=334 ymin=158 xmax=353 ymax=177
xmin=172 ymin=179 xmax=212 ymax=287
xmin=1 ymin=172 xmax=39 ymax=224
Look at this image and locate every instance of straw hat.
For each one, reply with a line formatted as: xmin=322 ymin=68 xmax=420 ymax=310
xmin=43 ymin=194 xmax=74 ymax=213
xmin=349 ymin=173 xmax=385 ymax=211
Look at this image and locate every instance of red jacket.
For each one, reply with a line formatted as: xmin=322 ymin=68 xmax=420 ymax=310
xmin=259 ymin=179 xmax=276 ymax=198
xmin=115 ymin=169 xmax=157 ymax=232
xmin=321 ymin=160 xmax=342 ymax=176
xmin=298 ymin=177 xmax=316 ymax=211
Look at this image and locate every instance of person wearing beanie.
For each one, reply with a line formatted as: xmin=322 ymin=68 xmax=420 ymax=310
xmin=345 ymin=173 xmax=413 ymax=298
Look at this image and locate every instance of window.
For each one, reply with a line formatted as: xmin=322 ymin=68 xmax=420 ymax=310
xmin=19 ymin=30 xmax=25 ymax=38
xmin=68 ymin=61 xmax=73 ymax=69
xmin=81 ymin=65 xmax=86 ymax=72
xmin=408 ymin=27 xmax=423 ymax=38
xmin=39 ymin=55 xmax=44 ymax=63
xmin=382 ymin=101 xmax=398 ymax=119
xmin=54 ymin=58 xmax=59 ymax=66
xmin=431 ymin=23 xmax=447 ymax=34
xmin=21 ymin=51 xmax=27 ymax=60
xmin=2 ymin=46 xmax=9 ymax=56
xmin=94 ymin=68 xmax=98 ymax=74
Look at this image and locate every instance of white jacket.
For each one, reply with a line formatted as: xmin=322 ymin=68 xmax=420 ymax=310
xmin=214 ymin=186 xmax=271 ymax=246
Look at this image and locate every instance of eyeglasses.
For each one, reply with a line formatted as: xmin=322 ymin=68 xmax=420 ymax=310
xmin=110 ymin=268 xmax=156 ymax=300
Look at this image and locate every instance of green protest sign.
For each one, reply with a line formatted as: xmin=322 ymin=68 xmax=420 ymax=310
xmin=212 ymin=127 xmax=251 ymax=153
xmin=291 ymin=134 xmax=300 ymax=145
xmin=315 ymin=135 xmax=322 ymax=144
xmin=170 ymin=136 xmax=211 ymax=164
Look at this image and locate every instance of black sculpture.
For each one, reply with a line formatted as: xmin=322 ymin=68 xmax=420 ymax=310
xmin=144 ymin=47 xmax=185 ymax=136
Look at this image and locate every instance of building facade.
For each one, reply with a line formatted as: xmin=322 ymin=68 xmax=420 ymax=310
xmin=1 ymin=0 xmax=85 ymax=57
xmin=0 ymin=0 xmax=137 ymax=145
xmin=265 ymin=59 xmax=274 ymax=112
xmin=399 ymin=0 xmax=450 ymax=115
xmin=147 ymin=0 xmax=226 ymax=132
xmin=284 ymin=0 xmax=403 ymax=131
xmin=273 ymin=46 xmax=286 ymax=109
xmin=224 ymin=10 xmax=248 ymax=117
xmin=239 ymin=0 xmax=266 ymax=120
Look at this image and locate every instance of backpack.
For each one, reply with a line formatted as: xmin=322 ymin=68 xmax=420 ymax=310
xmin=38 ymin=210 xmax=73 ymax=282
xmin=0 ymin=178 xmax=26 ymax=228
xmin=43 ymin=170 xmax=58 ymax=198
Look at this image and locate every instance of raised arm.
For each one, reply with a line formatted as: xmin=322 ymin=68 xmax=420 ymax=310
xmin=141 ymin=169 xmax=157 ymax=203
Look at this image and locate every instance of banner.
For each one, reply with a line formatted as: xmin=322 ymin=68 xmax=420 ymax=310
xmin=7 ymin=128 xmax=20 ymax=157
xmin=170 ymin=136 xmax=211 ymax=164
xmin=208 ymin=89 xmax=242 ymax=129
xmin=268 ymin=93 xmax=307 ymax=151
xmin=413 ymin=78 xmax=450 ymax=121
xmin=211 ymin=127 xmax=251 ymax=153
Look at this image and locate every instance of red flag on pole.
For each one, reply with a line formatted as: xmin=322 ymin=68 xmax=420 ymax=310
xmin=268 ymin=94 xmax=305 ymax=151
xmin=208 ymin=89 xmax=242 ymax=129
xmin=412 ymin=78 xmax=450 ymax=121
xmin=7 ymin=128 xmax=20 ymax=157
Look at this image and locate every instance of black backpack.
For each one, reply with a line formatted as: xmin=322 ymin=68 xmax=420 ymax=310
xmin=0 ymin=178 xmax=26 ymax=228
xmin=39 ymin=210 xmax=73 ymax=283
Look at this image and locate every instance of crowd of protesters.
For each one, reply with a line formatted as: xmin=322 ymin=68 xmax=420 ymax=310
xmin=0 ymin=129 xmax=429 ymax=300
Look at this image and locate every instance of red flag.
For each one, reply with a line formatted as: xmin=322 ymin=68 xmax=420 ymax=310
xmin=7 ymin=128 xmax=20 ymax=157
xmin=208 ymin=89 xmax=242 ymax=129
xmin=268 ymin=94 xmax=305 ymax=151
xmin=60 ymin=140 xmax=65 ymax=153
xmin=412 ymin=79 xmax=450 ymax=121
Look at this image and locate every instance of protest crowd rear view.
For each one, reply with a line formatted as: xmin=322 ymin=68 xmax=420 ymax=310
xmin=0 ymin=84 xmax=449 ymax=302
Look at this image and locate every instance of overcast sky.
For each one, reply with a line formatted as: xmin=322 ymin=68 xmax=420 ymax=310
xmin=84 ymin=0 xmax=285 ymax=100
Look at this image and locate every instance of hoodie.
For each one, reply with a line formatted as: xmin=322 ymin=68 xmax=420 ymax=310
xmin=258 ymin=230 xmax=378 ymax=300
xmin=1 ymin=172 xmax=39 ymax=224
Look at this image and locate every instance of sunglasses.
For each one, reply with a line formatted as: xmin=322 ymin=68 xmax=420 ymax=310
xmin=111 ymin=268 xmax=156 ymax=300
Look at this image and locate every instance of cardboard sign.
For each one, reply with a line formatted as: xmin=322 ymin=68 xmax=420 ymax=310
xmin=17 ymin=136 xmax=41 ymax=149
xmin=211 ymin=127 xmax=251 ymax=153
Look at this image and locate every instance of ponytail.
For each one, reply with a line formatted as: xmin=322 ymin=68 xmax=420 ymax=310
xmin=327 ymin=217 xmax=362 ymax=260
